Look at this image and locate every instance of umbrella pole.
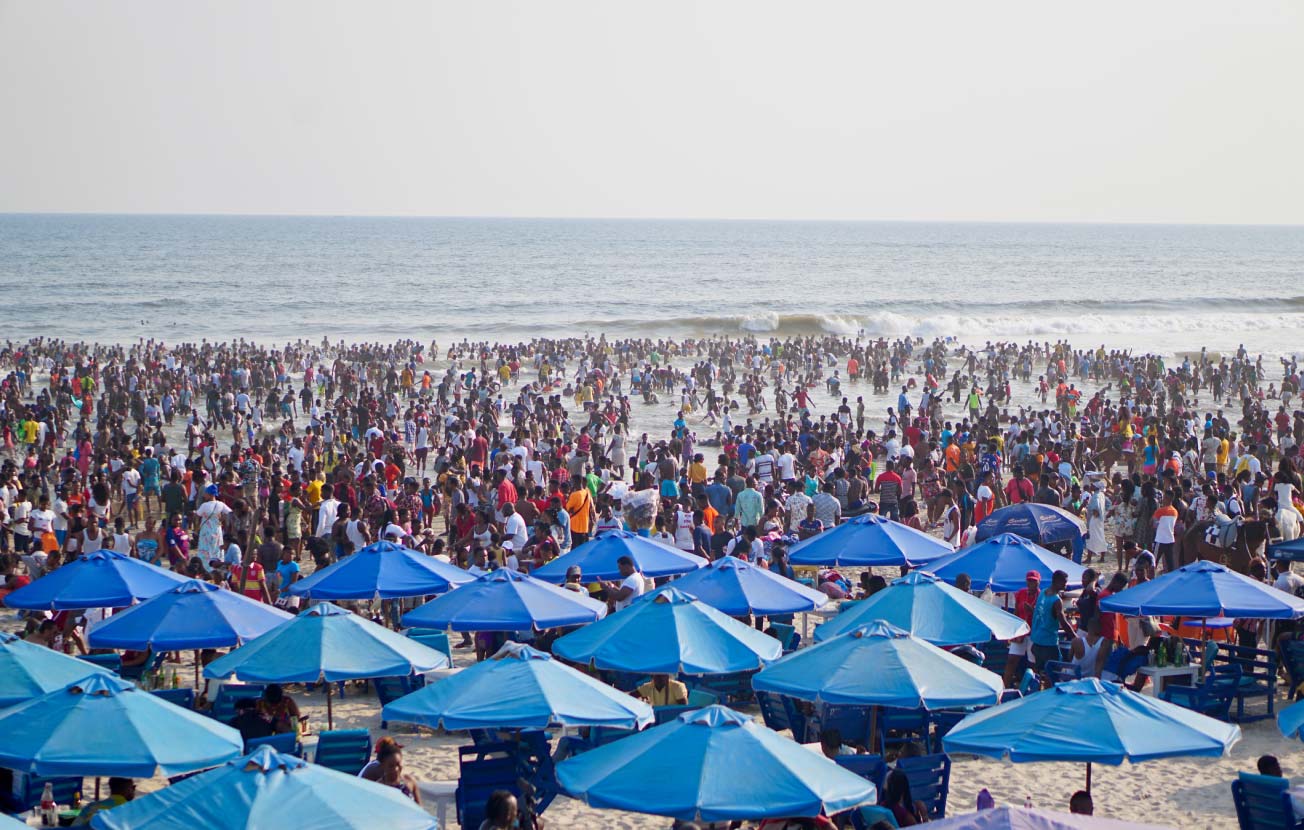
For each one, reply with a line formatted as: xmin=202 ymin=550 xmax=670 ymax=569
xmin=1086 ymin=761 xmax=1092 ymax=793
xmin=194 ymin=649 xmax=200 ymax=689
xmin=327 ymin=682 xmax=334 ymax=730
xmin=869 ymin=706 xmax=879 ymax=755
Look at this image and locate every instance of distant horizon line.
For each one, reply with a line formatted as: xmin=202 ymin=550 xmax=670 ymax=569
xmin=2 ymin=210 xmax=1302 ymax=229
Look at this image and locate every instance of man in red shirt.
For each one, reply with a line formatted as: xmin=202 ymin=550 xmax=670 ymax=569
xmin=1003 ymin=466 xmax=1034 ymax=504
xmin=1004 ymin=570 xmax=1040 ymax=688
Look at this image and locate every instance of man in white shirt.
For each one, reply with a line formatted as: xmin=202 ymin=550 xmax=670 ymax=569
xmin=603 ymin=556 xmax=645 ymax=610
xmin=316 ymin=484 xmax=341 ymax=538
xmin=1272 ymin=559 xmax=1304 ymax=596
xmin=776 ymin=445 xmax=797 ymax=482
xmin=502 ymin=503 xmax=528 ymax=550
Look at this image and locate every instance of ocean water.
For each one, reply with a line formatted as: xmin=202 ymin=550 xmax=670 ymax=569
xmin=1 ymin=214 xmax=1302 ymax=357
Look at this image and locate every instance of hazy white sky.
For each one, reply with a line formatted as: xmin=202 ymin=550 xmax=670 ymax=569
xmin=2 ymin=1 xmax=1301 ymax=223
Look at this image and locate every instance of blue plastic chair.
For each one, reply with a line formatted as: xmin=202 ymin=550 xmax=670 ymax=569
xmin=1161 ymin=664 xmax=1241 ymax=722
xmin=151 ymin=687 xmax=196 ymax=710
xmin=407 ymin=630 xmax=453 ymax=665
xmin=376 ymin=674 xmax=425 ymax=729
xmin=78 ymin=652 xmax=123 ymax=673
xmin=0 ymin=772 xmax=80 ymax=813
xmin=769 ymin=622 xmax=800 ymax=653
xmin=817 ymin=704 xmax=873 ymax=749
xmin=781 ymin=695 xmax=811 ymax=743
xmin=1043 ymin=660 xmax=1083 ymax=685
xmin=878 ymin=708 xmax=930 ymax=757
xmin=1231 ymin=771 xmax=1304 ymax=830
xmin=119 ymin=650 xmax=166 ymax=681
xmin=754 ymin=690 xmax=790 ymax=732
xmin=209 ymin=684 xmax=266 ymax=723
xmin=1018 ymin=668 xmax=1040 ymax=696
xmin=898 ymin=752 xmax=952 ymax=820
xmin=834 ymin=753 xmax=888 ymax=790
xmin=313 ymin=728 xmax=372 ymax=775
xmin=245 ymin=731 xmax=301 ymax=756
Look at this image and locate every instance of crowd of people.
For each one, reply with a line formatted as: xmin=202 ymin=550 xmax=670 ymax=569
xmin=4 ymin=331 xmax=1304 ymax=824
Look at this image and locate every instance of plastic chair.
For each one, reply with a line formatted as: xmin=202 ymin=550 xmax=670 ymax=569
xmin=406 ymin=629 xmax=453 ymax=664
xmin=877 ymin=708 xmax=930 ymax=757
xmin=781 ymin=695 xmax=811 ymax=743
xmin=1018 ymin=668 xmax=1040 ymax=696
xmin=376 ymin=674 xmax=425 ymax=728
xmin=245 ymin=731 xmax=301 ymax=756
xmin=0 ymin=772 xmax=80 ymax=813
xmin=817 ymin=704 xmax=873 ymax=750
xmin=754 ymin=690 xmax=790 ymax=732
xmin=313 ymin=728 xmax=372 ymax=775
xmin=769 ymin=622 xmax=800 ymax=653
xmin=119 ymin=650 xmax=166 ymax=682
xmin=1162 ymin=664 xmax=1242 ymax=722
xmin=209 ymin=684 xmax=266 ymax=723
xmin=78 ymin=652 xmax=123 ymax=673
xmin=1281 ymin=640 xmax=1304 ymax=702
xmin=897 ymin=752 xmax=952 ymax=820
xmin=834 ymin=753 xmax=888 ymax=791
xmin=151 ymin=687 xmax=196 ymax=710
xmin=1042 ymin=660 xmax=1083 ymax=685
xmin=1231 ymin=771 xmax=1304 ymax=830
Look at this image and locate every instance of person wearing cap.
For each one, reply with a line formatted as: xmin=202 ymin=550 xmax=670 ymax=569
xmin=1003 ymin=570 xmax=1041 ymax=688
xmin=562 ymin=564 xmax=585 ymax=593
xmin=1083 ymin=479 xmax=1110 ymax=565
xmin=193 ymin=484 xmax=232 ymax=564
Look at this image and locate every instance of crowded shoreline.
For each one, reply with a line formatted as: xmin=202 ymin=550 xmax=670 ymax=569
xmin=3 ymin=329 xmax=1304 ymax=829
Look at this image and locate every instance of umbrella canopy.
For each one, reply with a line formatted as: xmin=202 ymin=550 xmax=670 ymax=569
xmin=0 ymin=673 xmax=243 ymax=777
xmin=382 ymin=642 xmax=654 ymax=731
xmin=976 ymin=503 xmax=1085 ymax=546
xmin=3 ymin=550 xmax=188 ymax=610
xmin=788 ymin=514 xmax=955 ymax=567
xmin=1098 ymin=560 xmax=1304 ymax=620
xmin=552 ymin=587 xmax=782 ymax=675
xmin=647 ymin=555 xmax=828 ymax=616
xmin=86 ymin=579 xmax=293 ymax=651
xmin=1269 ymin=536 xmax=1304 ymax=563
xmin=814 ymin=571 xmax=1030 ymax=645
xmin=0 ymin=815 xmax=23 ymax=830
xmin=89 ymin=745 xmax=437 ymax=830
xmin=924 ymin=533 xmax=1088 ymax=593
xmin=924 ymin=806 xmax=1174 ymax=830
xmin=942 ymin=678 xmax=1240 ymax=765
xmin=0 ymin=632 xmax=115 ymax=709
xmin=1277 ymin=698 xmax=1304 ymax=739
xmin=286 ymin=540 xmax=476 ymax=600
xmin=400 ymin=567 xmax=607 ymax=632
xmin=205 ymin=602 xmax=448 ymax=684
xmin=557 ymin=705 xmax=876 ymax=822
xmin=532 ymin=531 xmax=707 ymax=583
xmin=753 ymin=621 xmax=1004 ymax=709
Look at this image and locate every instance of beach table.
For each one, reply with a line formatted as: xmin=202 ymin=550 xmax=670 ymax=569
xmin=1136 ymin=664 xmax=1199 ymax=697
xmin=800 ymin=605 xmax=839 ymax=643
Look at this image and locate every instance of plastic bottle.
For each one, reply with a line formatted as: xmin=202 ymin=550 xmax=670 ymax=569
xmin=40 ymin=782 xmax=56 ymax=826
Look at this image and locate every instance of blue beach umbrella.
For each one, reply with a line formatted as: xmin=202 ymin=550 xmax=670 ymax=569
xmin=813 ymin=571 xmax=1029 ymax=645
xmin=382 ymin=643 xmax=653 ymax=731
xmin=90 ymin=745 xmax=437 ymax=830
xmin=1098 ymin=560 xmax=1304 ymax=619
xmin=753 ymin=621 xmax=1004 ymax=709
xmin=924 ymin=533 xmax=1088 ymax=592
xmin=942 ymin=678 xmax=1241 ymax=791
xmin=86 ymin=579 xmax=292 ymax=651
xmin=401 ymin=567 xmax=607 ymax=632
xmin=552 ymin=587 xmax=782 ymax=675
xmin=0 ymin=814 xmax=24 ymax=830
xmin=532 ymin=531 xmax=706 ymax=583
xmin=557 ymin=705 xmax=876 ymax=822
xmin=3 ymin=550 xmax=188 ymax=610
xmin=647 ymin=555 xmax=828 ymax=616
xmin=788 ymin=514 xmax=955 ymax=567
xmin=0 ymin=632 xmax=115 ymax=709
xmin=205 ymin=602 xmax=449 ymax=728
xmin=976 ymin=503 xmax=1085 ymax=546
xmin=1269 ymin=536 xmax=1304 ymax=563
xmin=0 ymin=673 xmax=243 ymax=777
xmin=287 ymin=540 xmax=476 ymax=600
